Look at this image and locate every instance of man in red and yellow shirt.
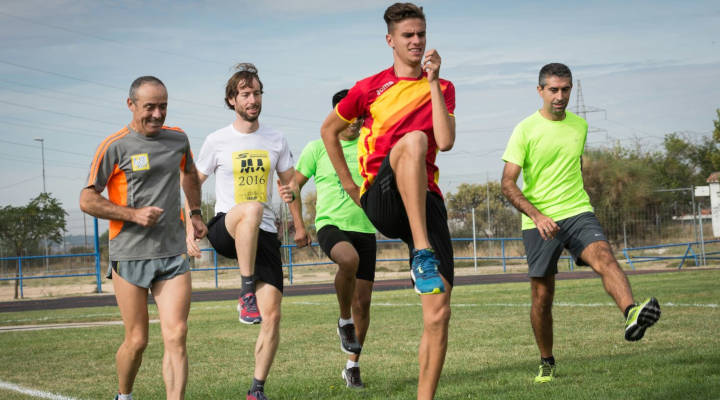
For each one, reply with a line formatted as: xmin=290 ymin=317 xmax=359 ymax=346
xmin=321 ymin=3 xmax=455 ymax=399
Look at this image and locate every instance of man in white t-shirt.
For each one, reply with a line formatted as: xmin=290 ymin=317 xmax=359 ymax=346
xmin=186 ymin=63 xmax=302 ymax=400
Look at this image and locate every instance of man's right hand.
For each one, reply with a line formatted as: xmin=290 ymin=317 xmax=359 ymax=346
xmin=344 ymin=183 xmax=361 ymax=207
xmin=133 ymin=206 xmax=164 ymax=227
xmin=186 ymin=233 xmax=202 ymax=258
xmin=532 ymin=213 xmax=559 ymax=240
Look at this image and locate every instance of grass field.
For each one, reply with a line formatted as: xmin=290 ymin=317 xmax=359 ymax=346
xmin=0 ymin=269 xmax=718 ymax=399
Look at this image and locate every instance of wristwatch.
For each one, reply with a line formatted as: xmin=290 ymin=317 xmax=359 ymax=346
xmin=190 ymin=209 xmax=202 ymax=217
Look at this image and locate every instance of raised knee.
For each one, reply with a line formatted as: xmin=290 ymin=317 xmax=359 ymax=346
xmin=233 ymin=201 xmax=264 ymax=220
xmin=402 ymin=131 xmax=428 ymax=153
xmin=335 ymin=252 xmax=360 ymax=271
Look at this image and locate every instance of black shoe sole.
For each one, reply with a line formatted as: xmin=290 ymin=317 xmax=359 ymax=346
xmin=625 ymin=298 xmax=661 ymax=341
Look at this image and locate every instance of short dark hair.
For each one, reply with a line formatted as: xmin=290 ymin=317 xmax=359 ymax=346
xmin=332 ymin=89 xmax=349 ymax=108
xmin=384 ymin=2 xmax=425 ymax=32
xmin=538 ymin=63 xmax=572 ymax=88
xmin=129 ymin=76 xmax=165 ymax=102
xmin=225 ymin=63 xmax=264 ymax=110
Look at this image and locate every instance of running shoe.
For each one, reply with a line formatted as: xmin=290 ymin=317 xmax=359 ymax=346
xmin=237 ymin=293 xmax=262 ymax=324
xmin=625 ymin=297 xmax=661 ymax=341
xmin=534 ymin=361 xmax=556 ymax=383
xmin=246 ymin=389 xmax=268 ymax=400
xmin=410 ymin=248 xmax=445 ymax=294
xmin=342 ymin=366 xmax=365 ymax=389
xmin=337 ymin=320 xmax=362 ymax=354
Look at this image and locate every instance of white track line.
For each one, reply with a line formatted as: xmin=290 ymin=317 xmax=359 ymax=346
xmin=287 ymin=301 xmax=718 ymax=308
xmin=0 ymin=380 xmax=82 ymax=400
xmin=0 ymin=319 xmax=159 ymax=333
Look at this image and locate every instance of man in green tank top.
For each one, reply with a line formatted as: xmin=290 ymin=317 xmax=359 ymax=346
xmin=501 ymin=63 xmax=661 ymax=384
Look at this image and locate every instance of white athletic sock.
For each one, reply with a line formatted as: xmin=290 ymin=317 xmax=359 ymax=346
xmin=339 ymin=317 xmax=354 ymax=327
xmin=118 ymin=393 xmax=133 ymax=400
xmin=346 ymin=360 xmax=359 ymax=369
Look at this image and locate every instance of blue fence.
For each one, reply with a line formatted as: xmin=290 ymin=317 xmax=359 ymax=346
xmin=622 ymin=240 xmax=720 ymax=270
xmin=0 ymin=218 xmax=103 ymax=298
xmin=4 ymin=215 xmax=715 ymax=297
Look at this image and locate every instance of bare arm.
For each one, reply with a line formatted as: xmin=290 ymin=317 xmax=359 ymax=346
xmin=277 ymin=167 xmax=309 ymax=247
xmin=500 ymin=162 xmax=558 ymax=240
xmin=425 ymin=48 xmax=455 ymax=151
xmin=184 ymin=170 xmax=209 ymax=257
xmin=320 ymin=111 xmax=360 ymax=205
xmin=79 ymin=187 xmax=163 ymax=227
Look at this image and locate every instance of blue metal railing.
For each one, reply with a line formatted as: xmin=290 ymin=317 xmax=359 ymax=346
xmin=0 ymin=217 xmax=102 ymax=298
xmin=622 ymin=240 xmax=720 ymax=270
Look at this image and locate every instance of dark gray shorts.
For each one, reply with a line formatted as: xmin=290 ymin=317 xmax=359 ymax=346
xmin=522 ymin=212 xmax=607 ymax=277
xmin=108 ymin=254 xmax=190 ymax=288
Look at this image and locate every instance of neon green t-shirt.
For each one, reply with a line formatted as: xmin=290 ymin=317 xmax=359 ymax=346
xmin=502 ymin=111 xmax=594 ymax=230
xmin=295 ymin=138 xmax=376 ymax=233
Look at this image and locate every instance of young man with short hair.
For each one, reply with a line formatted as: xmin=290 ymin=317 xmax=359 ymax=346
xmin=501 ymin=62 xmax=661 ymax=384
xmin=80 ymin=76 xmax=206 ymax=400
xmin=292 ymin=89 xmax=378 ymax=389
xmin=320 ymin=4 xmax=456 ymax=399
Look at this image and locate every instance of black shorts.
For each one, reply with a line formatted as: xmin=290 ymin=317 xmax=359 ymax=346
xmin=522 ymin=212 xmax=608 ymax=278
xmin=207 ymin=212 xmax=283 ymax=292
xmin=317 ymin=225 xmax=377 ymax=282
xmin=360 ymin=154 xmax=454 ymax=286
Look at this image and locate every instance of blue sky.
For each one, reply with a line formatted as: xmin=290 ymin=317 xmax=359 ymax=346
xmin=0 ymin=0 xmax=718 ymax=234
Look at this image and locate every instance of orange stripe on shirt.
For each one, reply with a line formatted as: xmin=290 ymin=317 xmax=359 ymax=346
xmin=87 ymin=127 xmax=129 ymax=187
xmin=107 ymin=164 xmax=127 ymax=240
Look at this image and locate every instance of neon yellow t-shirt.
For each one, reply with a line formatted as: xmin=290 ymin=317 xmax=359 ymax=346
xmin=502 ymin=111 xmax=594 ymax=230
xmin=295 ymin=138 xmax=375 ymax=233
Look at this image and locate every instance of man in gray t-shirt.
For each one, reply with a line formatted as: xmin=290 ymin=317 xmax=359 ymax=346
xmin=80 ymin=76 xmax=206 ymax=400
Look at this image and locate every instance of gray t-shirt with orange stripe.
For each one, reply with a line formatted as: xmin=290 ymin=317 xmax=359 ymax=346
xmin=85 ymin=126 xmax=194 ymax=261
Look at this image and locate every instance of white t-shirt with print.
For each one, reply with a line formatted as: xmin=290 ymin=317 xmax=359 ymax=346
xmin=196 ymin=123 xmax=293 ymax=233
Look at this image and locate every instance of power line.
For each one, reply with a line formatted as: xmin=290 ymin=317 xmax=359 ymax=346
xmin=0 ymin=99 xmax=118 ymax=127
xmin=0 ymin=176 xmax=41 ymax=190
xmin=0 ymin=139 xmax=88 ymax=156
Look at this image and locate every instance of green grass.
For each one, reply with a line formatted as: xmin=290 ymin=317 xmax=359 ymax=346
xmin=1 ymin=269 xmax=719 ymax=399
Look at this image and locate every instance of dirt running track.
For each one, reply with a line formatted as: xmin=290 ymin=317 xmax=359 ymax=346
xmin=0 ymin=269 xmax=684 ymax=313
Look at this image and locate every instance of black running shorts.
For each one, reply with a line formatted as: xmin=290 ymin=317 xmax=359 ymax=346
xmin=317 ymin=225 xmax=377 ymax=282
xmin=360 ymin=154 xmax=454 ymax=286
xmin=207 ymin=212 xmax=284 ymax=292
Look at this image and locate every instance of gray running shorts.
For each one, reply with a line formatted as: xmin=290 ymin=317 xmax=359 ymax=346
xmin=522 ymin=212 xmax=607 ymax=277
xmin=107 ymin=254 xmax=190 ymax=288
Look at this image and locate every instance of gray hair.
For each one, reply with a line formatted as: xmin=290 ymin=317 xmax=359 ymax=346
xmin=129 ymin=76 xmax=166 ymax=102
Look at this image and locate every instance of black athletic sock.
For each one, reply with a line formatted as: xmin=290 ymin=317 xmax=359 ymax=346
xmin=250 ymin=378 xmax=265 ymax=392
xmin=541 ymin=356 xmax=555 ymax=366
xmin=240 ymin=275 xmax=255 ymax=296
xmin=624 ymin=304 xmax=635 ymax=319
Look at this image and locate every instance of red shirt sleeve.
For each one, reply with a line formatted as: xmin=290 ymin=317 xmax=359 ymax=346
xmin=335 ymin=83 xmax=365 ymax=123
xmin=444 ymin=81 xmax=456 ymax=115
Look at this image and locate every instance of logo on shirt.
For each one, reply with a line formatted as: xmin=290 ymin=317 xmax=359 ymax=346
xmin=376 ymin=80 xmax=395 ymax=97
xmin=131 ymin=153 xmax=150 ymax=171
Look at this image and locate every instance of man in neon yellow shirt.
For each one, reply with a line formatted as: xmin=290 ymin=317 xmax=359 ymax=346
xmin=292 ymin=90 xmax=377 ymax=389
xmin=501 ymin=63 xmax=661 ymax=384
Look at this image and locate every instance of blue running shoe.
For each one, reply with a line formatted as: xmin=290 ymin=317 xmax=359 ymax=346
xmin=411 ymin=248 xmax=445 ymax=294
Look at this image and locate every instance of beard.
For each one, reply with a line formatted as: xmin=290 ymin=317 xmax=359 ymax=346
xmin=237 ymin=104 xmax=261 ymax=122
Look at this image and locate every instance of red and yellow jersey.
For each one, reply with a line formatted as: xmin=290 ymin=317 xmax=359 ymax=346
xmin=336 ymin=66 xmax=455 ymax=197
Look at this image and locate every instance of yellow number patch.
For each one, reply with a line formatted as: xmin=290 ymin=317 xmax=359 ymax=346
xmin=232 ymin=150 xmax=270 ymax=203
xmin=131 ymin=153 xmax=150 ymax=171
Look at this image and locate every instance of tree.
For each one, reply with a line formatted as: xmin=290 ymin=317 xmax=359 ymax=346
xmin=445 ymin=183 xmax=519 ymax=238
xmin=0 ymin=193 xmax=67 ymax=298
xmin=302 ymin=190 xmax=317 ymax=233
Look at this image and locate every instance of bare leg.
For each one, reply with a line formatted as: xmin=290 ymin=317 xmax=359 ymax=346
xmin=530 ymin=275 xmax=555 ymax=359
xmin=417 ymin=277 xmax=452 ymax=400
xmin=329 ymin=241 xmax=359 ymax=320
xmin=253 ymin=281 xmax=282 ymax=381
xmin=349 ymin=279 xmax=373 ymax=363
xmin=152 ymin=271 xmax=192 ymax=400
xmin=112 ymin=270 xmax=149 ymax=395
xmin=581 ymin=241 xmax=634 ymax=312
xmin=224 ymin=202 xmax=264 ymax=277
xmin=389 ymin=131 xmax=431 ymax=250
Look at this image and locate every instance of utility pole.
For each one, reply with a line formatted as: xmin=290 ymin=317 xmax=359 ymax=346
xmin=572 ymin=80 xmax=609 ymax=140
xmin=34 ymin=137 xmax=46 ymax=193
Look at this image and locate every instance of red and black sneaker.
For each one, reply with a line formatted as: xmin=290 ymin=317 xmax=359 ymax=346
xmin=237 ymin=292 xmax=262 ymax=324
